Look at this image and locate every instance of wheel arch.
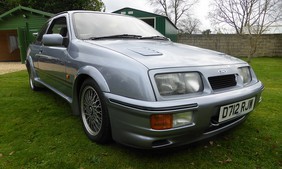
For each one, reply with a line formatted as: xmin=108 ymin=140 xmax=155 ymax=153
xmin=25 ymin=55 xmax=34 ymax=74
xmin=71 ymin=66 xmax=110 ymax=116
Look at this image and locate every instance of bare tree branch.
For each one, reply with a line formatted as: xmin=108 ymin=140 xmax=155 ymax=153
xmin=210 ymin=0 xmax=281 ymax=34
xmin=148 ymin=0 xmax=199 ymax=26
xmin=209 ymin=0 xmax=282 ymax=62
xmin=178 ymin=16 xmax=202 ymax=34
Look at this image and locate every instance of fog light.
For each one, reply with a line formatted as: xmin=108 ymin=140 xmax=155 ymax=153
xmin=151 ymin=112 xmax=193 ymax=130
xmin=151 ymin=114 xmax=172 ymax=130
xmin=173 ymin=111 xmax=193 ymax=127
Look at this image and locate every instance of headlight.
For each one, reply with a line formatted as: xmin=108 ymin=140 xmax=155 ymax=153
xmin=238 ymin=67 xmax=252 ymax=85
xmin=155 ymin=72 xmax=203 ymax=96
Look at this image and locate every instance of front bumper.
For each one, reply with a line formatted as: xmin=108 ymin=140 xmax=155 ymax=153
xmin=105 ymin=81 xmax=264 ymax=149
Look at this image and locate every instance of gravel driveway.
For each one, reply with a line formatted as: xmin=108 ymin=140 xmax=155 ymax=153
xmin=0 ymin=62 xmax=26 ymax=75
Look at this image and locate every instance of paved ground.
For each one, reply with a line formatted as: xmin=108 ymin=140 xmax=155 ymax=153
xmin=0 ymin=62 xmax=26 ymax=75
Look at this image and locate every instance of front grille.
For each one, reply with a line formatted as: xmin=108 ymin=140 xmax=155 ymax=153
xmin=208 ymin=74 xmax=237 ymax=90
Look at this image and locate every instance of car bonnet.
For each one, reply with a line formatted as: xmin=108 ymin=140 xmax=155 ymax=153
xmin=85 ymin=40 xmax=245 ymax=69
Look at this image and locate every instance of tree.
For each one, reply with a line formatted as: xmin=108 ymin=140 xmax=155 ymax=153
xmin=178 ymin=16 xmax=201 ymax=34
xmin=209 ymin=0 xmax=282 ymax=62
xmin=202 ymin=29 xmax=211 ymax=35
xmin=148 ymin=0 xmax=199 ymax=27
xmin=0 ymin=0 xmax=105 ymax=14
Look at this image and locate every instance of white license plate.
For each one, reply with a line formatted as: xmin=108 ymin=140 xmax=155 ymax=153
xmin=218 ymin=97 xmax=256 ymax=123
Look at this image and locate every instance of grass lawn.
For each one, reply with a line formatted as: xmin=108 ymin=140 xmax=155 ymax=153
xmin=0 ymin=58 xmax=281 ymax=169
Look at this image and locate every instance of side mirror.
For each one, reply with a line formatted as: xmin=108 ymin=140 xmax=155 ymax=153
xmin=42 ymin=34 xmax=63 ymax=46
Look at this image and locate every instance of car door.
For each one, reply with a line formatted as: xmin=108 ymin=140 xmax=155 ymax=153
xmin=31 ymin=22 xmax=50 ymax=72
xmin=37 ymin=16 xmax=70 ymax=96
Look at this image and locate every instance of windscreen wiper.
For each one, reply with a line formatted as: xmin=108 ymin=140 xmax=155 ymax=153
xmin=87 ymin=34 xmax=142 ymax=40
xmin=140 ymin=36 xmax=169 ymax=40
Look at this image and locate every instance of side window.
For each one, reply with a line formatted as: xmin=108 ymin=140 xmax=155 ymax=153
xmin=36 ymin=22 xmax=49 ymax=44
xmin=46 ymin=16 xmax=69 ymax=47
xmin=47 ymin=17 xmax=68 ymax=37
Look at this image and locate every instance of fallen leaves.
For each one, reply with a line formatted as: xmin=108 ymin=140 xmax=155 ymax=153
xmin=204 ymin=140 xmax=215 ymax=148
xmin=219 ymin=157 xmax=232 ymax=164
xmin=209 ymin=141 xmax=214 ymax=146
xmin=0 ymin=152 xmax=15 ymax=157
xmin=203 ymin=140 xmax=233 ymax=165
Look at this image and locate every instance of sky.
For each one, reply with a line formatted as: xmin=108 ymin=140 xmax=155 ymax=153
xmin=102 ymin=0 xmax=212 ymax=31
xmin=102 ymin=0 xmax=282 ymax=34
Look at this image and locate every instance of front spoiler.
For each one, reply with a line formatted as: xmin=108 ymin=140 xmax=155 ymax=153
xmin=105 ymin=81 xmax=264 ymax=149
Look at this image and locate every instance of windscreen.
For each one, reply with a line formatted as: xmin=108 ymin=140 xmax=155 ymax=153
xmin=73 ymin=12 xmax=164 ymax=40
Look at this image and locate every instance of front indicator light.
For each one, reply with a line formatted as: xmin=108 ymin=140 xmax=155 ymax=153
xmin=151 ymin=111 xmax=193 ymax=130
xmin=151 ymin=114 xmax=172 ymax=130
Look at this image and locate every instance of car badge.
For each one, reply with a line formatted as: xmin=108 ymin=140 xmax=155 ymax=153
xmin=218 ymin=69 xmax=227 ymax=74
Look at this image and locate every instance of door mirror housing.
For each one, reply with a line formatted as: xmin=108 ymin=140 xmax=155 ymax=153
xmin=42 ymin=34 xmax=63 ymax=46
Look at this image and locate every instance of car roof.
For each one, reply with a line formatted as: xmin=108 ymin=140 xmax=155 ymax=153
xmin=53 ymin=10 xmax=124 ymax=18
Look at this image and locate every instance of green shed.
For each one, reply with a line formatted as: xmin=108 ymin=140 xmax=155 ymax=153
xmin=113 ymin=7 xmax=178 ymax=42
xmin=0 ymin=6 xmax=53 ymax=63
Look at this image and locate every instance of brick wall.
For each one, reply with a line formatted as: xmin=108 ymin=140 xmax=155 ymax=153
xmin=177 ymin=34 xmax=282 ymax=57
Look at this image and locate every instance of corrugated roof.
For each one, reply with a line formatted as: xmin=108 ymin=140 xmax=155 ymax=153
xmin=0 ymin=5 xmax=53 ymax=20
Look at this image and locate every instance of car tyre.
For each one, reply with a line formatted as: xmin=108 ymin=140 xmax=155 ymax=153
xmin=28 ymin=68 xmax=41 ymax=91
xmin=79 ymin=78 xmax=111 ymax=144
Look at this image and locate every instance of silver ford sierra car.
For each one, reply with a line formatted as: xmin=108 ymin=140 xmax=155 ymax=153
xmin=26 ymin=11 xmax=264 ymax=149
